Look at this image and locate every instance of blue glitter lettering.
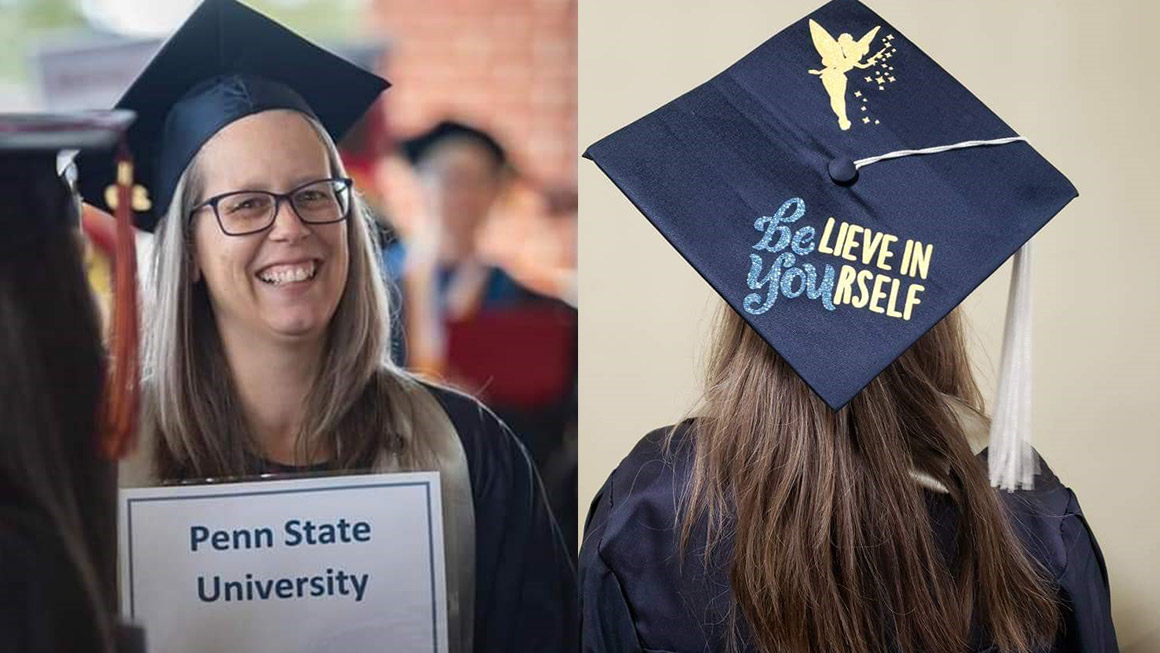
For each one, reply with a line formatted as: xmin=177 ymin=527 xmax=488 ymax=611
xmin=753 ymin=197 xmax=806 ymax=253
xmin=804 ymin=263 xmax=837 ymax=311
xmin=743 ymin=197 xmax=838 ymax=315
xmin=745 ymin=252 xmax=795 ymax=314
xmin=781 ymin=268 xmax=806 ymax=298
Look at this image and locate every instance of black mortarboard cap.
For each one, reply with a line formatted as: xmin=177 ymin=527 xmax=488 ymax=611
xmin=76 ymin=0 xmax=389 ymax=232
xmin=401 ymin=120 xmax=507 ymax=169
xmin=0 ymin=111 xmax=135 ymax=252
xmin=584 ymin=0 xmax=1075 ymax=488
xmin=1 ymin=111 xmax=141 ymax=459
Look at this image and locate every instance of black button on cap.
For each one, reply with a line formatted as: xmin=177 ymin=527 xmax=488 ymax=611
xmin=828 ymin=157 xmax=858 ymax=185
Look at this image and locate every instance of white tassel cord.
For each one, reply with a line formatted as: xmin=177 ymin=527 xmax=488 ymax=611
xmin=854 ymin=136 xmax=1027 ymax=169
xmin=988 ymin=243 xmax=1035 ymax=491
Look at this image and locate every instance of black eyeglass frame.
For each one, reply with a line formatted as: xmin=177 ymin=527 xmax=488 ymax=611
xmin=189 ymin=176 xmax=354 ymax=236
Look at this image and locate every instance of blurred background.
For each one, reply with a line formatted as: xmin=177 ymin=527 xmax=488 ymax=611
xmin=0 ymin=0 xmax=578 ymax=554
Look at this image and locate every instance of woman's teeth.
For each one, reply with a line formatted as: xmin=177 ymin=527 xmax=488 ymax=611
xmin=258 ymin=261 xmax=318 ymax=285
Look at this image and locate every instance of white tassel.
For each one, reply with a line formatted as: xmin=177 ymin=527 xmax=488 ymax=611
xmin=988 ymin=242 xmax=1036 ymax=491
xmin=850 ymin=133 xmax=1039 ymax=491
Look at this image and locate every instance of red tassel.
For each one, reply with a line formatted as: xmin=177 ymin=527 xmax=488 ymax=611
xmin=98 ymin=141 xmax=140 ymax=460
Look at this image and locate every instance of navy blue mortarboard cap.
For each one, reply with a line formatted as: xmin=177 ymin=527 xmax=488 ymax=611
xmin=76 ymin=0 xmax=389 ymax=233
xmin=584 ymin=0 xmax=1076 ymax=415
xmin=0 ymin=111 xmax=135 ymax=251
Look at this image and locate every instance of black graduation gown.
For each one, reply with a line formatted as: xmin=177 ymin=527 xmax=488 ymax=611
xmin=580 ymin=422 xmax=1118 ymax=653
xmin=427 ymin=384 xmax=579 ymax=653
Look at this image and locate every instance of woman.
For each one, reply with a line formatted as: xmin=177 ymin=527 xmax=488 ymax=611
xmin=0 ymin=113 xmax=140 ymax=653
xmin=582 ymin=1 xmax=1117 ymax=649
xmin=581 ymin=305 xmax=1117 ymax=652
xmin=77 ymin=1 xmax=575 ymax=651
xmin=133 ymin=105 xmax=572 ymax=653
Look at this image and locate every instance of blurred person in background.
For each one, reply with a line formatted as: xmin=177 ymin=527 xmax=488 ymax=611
xmin=386 ymin=119 xmax=578 ymax=553
xmin=387 ymin=120 xmax=547 ymax=373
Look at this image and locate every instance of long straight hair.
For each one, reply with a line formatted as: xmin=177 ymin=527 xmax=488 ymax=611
xmin=676 ymin=304 xmax=1059 ymax=653
xmin=143 ymin=112 xmax=432 ymax=480
xmin=0 ymin=217 xmax=116 ymax=651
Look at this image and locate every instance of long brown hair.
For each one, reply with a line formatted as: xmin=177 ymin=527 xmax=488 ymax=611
xmin=675 ymin=304 xmax=1058 ymax=653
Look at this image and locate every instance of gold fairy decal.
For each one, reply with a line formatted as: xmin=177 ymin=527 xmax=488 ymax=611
xmin=807 ymin=19 xmax=891 ymax=130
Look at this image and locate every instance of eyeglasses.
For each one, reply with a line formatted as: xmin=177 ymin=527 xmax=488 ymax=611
xmin=190 ymin=177 xmax=353 ymax=236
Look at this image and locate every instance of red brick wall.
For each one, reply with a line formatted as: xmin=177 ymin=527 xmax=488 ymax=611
xmin=366 ymin=0 xmax=577 ymax=189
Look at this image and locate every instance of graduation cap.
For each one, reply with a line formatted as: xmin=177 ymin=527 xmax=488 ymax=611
xmin=0 ymin=111 xmax=132 ymax=249
xmin=583 ymin=0 xmax=1075 ymax=490
xmin=76 ymin=0 xmax=390 ymax=233
xmin=0 ymin=111 xmax=140 ymax=460
xmin=400 ymin=120 xmax=508 ymax=169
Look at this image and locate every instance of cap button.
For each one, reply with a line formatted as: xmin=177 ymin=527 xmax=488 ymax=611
xmin=828 ymin=157 xmax=858 ymax=185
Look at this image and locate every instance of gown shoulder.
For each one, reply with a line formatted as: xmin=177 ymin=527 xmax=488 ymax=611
xmin=580 ymin=422 xmax=716 ymax=652
xmin=982 ymin=449 xmax=1119 ymax=651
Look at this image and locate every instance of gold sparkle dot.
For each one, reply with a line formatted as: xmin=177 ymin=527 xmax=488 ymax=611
xmin=854 ymin=91 xmax=862 ymax=97
xmin=865 ymin=76 xmax=872 ymax=82
xmin=875 ymin=77 xmax=885 ymax=84
xmin=874 ymin=119 xmax=880 ymax=124
xmin=861 ymin=105 xmax=867 ymax=111
xmin=878 ymin=85 xmax=885 ymax=90
xmin=863 ymin=117 xmax=871 ymax=124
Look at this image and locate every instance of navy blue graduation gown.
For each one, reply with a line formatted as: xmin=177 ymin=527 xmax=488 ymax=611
xmin=581 ymin=422 xmax=1117 ymax=652
xmin=427 ymin=385 xmax=578 ymax=653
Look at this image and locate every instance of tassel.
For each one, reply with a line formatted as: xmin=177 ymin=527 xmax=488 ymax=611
xmin=988 ymin=242 xmax=1035 ymax=491
xmin=98 ymin=142 xmax=140 ymax=460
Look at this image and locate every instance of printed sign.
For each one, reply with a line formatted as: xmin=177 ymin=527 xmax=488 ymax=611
xmin=119 ymin=472 xmax=448 ymax=653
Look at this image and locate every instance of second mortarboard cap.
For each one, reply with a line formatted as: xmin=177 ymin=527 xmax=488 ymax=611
xmin=76 ymin=0 xmax=389 ymax=233
xmin=0 ymin=110 xmax=141 ymax=459
xmin=0 ymin=111 xmax=135 ymax=252
xmin=584 ymin=0 xmax=1076 ymax=489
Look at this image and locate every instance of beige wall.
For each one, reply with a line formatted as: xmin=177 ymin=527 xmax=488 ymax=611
xmin=578 ymin=1 xmax=1159 ymax=649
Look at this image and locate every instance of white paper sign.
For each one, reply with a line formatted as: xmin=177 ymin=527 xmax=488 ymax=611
xmin=119 ymin=472 xmax=448 ymax=653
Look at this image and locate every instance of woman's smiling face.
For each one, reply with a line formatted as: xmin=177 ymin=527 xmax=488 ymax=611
xmin=191 ymin=110 xmax=349 ymax=344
